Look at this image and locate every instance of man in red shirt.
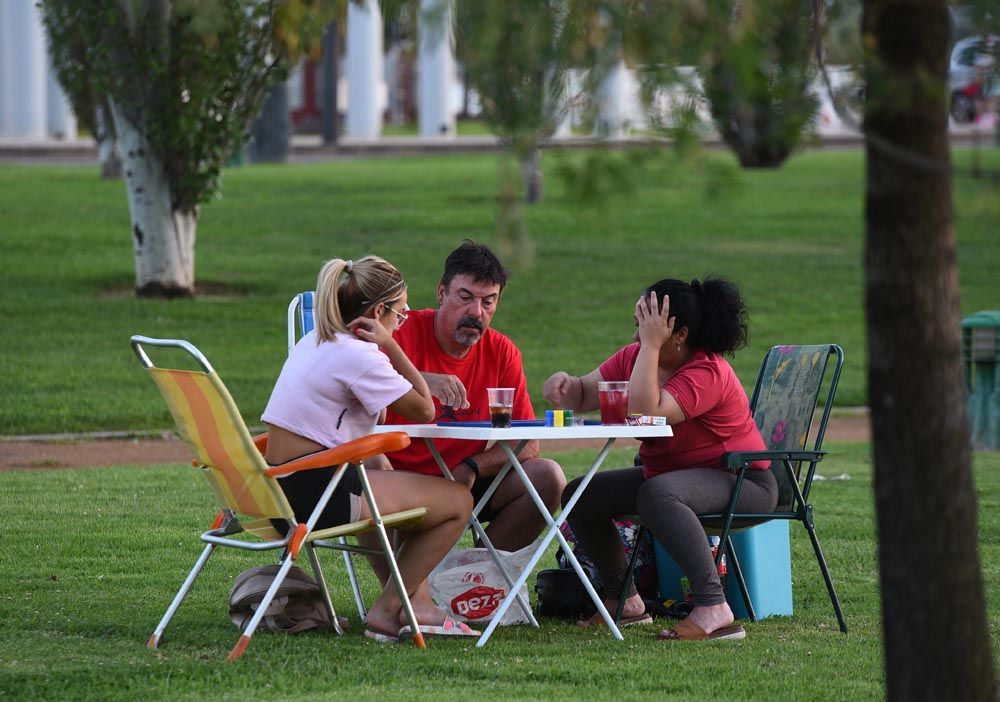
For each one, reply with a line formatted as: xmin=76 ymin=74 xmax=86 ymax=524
xmin=383 ymin=240 xmax=566 ymax=551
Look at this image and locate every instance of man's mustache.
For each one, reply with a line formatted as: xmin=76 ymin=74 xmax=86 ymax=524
xmin=458 ymin=316 xmax=484 ymax=332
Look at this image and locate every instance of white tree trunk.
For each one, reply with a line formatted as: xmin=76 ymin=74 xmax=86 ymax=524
xmin=110 ymin=101 xmax=197 ymax=297
xmin=94 ymin=103 xmax=122 ymax=179
xmin=521 ymin=148 xmax=543 ymax=204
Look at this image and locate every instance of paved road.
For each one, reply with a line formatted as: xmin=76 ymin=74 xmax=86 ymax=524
xmin=1 ymin=123 xmax=995 ymax=165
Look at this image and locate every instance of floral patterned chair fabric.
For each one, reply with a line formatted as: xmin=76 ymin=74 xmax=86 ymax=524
xmin=704 ymin=343 xmax=847 ymax=632
xmin=751 ymin=345 xmax=835 ymax=509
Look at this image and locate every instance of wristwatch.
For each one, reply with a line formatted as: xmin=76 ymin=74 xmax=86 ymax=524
xmin=460 ymin=456 xmax=480 ymax=481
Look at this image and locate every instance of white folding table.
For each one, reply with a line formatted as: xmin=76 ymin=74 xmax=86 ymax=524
xmin=374 ymin=422 xmax=673 ymax=647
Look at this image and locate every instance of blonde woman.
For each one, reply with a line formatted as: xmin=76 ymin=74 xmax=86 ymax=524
xmin=262 ymin=255 xmax=478 ymax=642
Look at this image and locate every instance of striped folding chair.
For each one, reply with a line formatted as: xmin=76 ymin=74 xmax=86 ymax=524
xmin=132 ymin=335 xmax=429 ymax=659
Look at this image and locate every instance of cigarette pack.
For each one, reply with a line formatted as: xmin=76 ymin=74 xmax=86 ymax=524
xmin=626 ymin=414 xmax=667 ymax=426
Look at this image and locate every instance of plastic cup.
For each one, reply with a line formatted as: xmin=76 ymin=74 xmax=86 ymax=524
xmin=598 ymin=381 xmax=630 ymax=425
xmin=487 ymin=387 xmax=514 ymax=428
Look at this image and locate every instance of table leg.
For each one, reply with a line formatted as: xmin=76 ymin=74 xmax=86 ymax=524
xmin=423 ymin=438 xmax=539 ymax=627
xmin=475 ymin=438 xmax=624 ymax=647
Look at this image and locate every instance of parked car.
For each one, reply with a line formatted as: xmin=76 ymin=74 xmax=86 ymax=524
xmin=949 ymin=34 xmax=999 ymax=122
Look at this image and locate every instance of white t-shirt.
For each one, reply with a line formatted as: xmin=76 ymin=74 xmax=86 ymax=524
xmin=261 ymin=330 xmax=412 ymax=448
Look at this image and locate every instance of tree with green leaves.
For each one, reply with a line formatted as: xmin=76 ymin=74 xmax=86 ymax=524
xmin=40 ymin=0 xmax=332 ymax=298
xmin=455 ymin=0 xmax=573 ymax=205
xmin=700 ymin=0 xmax=818 ymax=167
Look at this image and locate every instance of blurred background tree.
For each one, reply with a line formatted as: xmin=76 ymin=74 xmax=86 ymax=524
xmin=40 ymin=0 xmax=336 ymax=298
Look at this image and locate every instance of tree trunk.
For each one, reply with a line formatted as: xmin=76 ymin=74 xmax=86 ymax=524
xmin=94 ymin=101 xmax=122 ymax=180
xmin=521 ymin=148 xmax=543 ymax=204
xmin=863 ymin=2 xmax=998 ymax=701
xmin=110 ymin=101 xmax=197 ymax=298
xmin=249 ymin=83 xmax=290 ymax=163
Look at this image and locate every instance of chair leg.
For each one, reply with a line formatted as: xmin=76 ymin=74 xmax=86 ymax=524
xmin=340 ymin=538 xmax=368 ymax=622
xmin=354 ymin=465 xmax=426 ymax=649
xmin=305 ymin=546 xmax=345 ymax=635
xmin=616 ymin=526 xmax=645 ymax=625
xmin=228 ymin=557 xmax=298 ymax=661
xmin=723 ymin=536 xmax=757 ymax=622
xmin=149 ymin=543 xmax=216 ymax=649
xmin=803 ymin=522 xmax=848 ymax=633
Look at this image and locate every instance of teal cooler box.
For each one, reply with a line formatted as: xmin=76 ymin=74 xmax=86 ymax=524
xmin=654 ymin=521 xmax=793 ymax=619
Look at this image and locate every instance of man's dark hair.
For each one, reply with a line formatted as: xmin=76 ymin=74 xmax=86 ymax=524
xmin=440 ymin=240 xmax=509 ymax=290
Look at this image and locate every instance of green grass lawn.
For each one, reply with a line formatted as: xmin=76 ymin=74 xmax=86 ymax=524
xmin=0 ymin=147 xmax=997 ymax=436
xmin=2 ymin=445 xmax=997 ymax=701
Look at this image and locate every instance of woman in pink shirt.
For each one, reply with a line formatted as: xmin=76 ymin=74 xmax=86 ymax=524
xmin=263 ymin=256 xmax=478 ymax=643
xmin=543 ymin=277 xmax=776 ymax=641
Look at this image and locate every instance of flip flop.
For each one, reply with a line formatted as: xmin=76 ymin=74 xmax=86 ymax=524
xmin=397 ymin=617 xmax=481 ymax=638
xmin=657 ymin=618 xmax=745 ymax=641
xmin=364 ymin=627 xmax=401 ymax=644
xmin=577 ymin=612 xmax=653 ymax=628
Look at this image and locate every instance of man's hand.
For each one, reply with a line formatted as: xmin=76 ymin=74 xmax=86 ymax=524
xmin=424 ymin=372 xmax=470 ymax=409
xmin=543 ymin=371 xmax=577 ymax=408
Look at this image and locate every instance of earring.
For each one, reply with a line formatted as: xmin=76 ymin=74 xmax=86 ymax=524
xmin=675 ymin=343 xmax=681 ymax=351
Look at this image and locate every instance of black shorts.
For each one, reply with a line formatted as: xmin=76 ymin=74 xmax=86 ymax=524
xmin=470 ymin=475 xmax=501 ymax=523
xmin=271 ymin=463 xmax=363 ymax=534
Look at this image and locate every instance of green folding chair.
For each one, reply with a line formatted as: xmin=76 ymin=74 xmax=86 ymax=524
xmin=620 ymin=344 xmax=848 ymax=633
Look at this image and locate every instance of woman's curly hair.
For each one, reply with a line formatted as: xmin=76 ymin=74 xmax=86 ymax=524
xmin=643 ymin=277 xmax=750 ymax=356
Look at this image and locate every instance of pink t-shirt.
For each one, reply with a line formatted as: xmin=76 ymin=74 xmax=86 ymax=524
xmin=599 ymin=345 xmax=767 ymax=478
xmin=262 ymin=330 xmax=412 ymax=448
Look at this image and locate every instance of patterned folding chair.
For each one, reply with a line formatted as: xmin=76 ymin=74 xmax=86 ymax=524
xmin=132 ymin=335 xmax=430 ymax=658
xmin=620 ymin=344 xmax=848 ymax=633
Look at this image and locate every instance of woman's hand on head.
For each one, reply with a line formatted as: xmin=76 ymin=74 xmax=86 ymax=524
xmin=348 ymin=316 xmax=392 ymax=347
xmin=635 ymin=291 xmax=675 ymax=350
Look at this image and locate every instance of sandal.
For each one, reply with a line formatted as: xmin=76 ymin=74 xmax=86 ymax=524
xmin=398 ymin=616 xmax=481 ymax=638
xmin=658 ymin=618 xmax=745 ymax=641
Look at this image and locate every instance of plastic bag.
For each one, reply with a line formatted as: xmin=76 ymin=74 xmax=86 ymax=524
xmin=429 ymin=540 xmax=539 ymax=626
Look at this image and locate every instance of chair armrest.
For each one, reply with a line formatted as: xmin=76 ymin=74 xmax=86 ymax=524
xmin=265 ymin=432 xmax=411 ymax=477
xmin=722 ymin=450 xmax=826 ymax=469
xmin=252 ymin=433 xmax=269 ymax=455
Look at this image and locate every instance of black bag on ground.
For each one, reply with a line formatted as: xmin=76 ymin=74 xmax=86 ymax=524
xmin=228 ymin=564 xmax=333 ymax=634
xmin=534 ymin=519 xmax=659 ymax=619
xmin=535 ymin=568 xmax=600 ymax=618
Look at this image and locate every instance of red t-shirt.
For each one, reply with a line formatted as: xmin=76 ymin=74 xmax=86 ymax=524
xmin=599 ymin=345 xmax=768 ymax=478
xmin=383 ymin=308 xmax=535 ymax=475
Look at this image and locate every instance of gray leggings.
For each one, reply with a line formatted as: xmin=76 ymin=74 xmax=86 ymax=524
xmin=563 ymin=466 xmax=778 ymax=607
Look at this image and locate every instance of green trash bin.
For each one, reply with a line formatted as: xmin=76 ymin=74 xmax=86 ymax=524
xmin=961 ymin=311 xmax=1000 ymax=449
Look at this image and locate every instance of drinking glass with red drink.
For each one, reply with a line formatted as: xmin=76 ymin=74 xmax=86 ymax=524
xmin=598 ymin=381 xmax=629 ymax=424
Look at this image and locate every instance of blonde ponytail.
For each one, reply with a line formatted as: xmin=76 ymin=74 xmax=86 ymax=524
xmin=314 ymin=255 xmax=406 ymax=343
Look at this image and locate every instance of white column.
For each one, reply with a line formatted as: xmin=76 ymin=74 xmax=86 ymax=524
xmin=553 ymin=71 xmax=577 ymax=138
xmin=595 ymin=59 xmax=629 ymax=140
xmin=0 ymin=1 xmax=47 ymax=139
xmin=418 ymin=0 xmax=455 ymax=138
xmin=0 ymin=2 xmax=7 ymax=135
xmin=345 ymin=0 xmax=383 ymax=139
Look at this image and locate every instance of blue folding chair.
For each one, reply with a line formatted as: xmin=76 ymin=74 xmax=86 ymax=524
xmin=287 ymin=291 xmax=368 ymax=621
